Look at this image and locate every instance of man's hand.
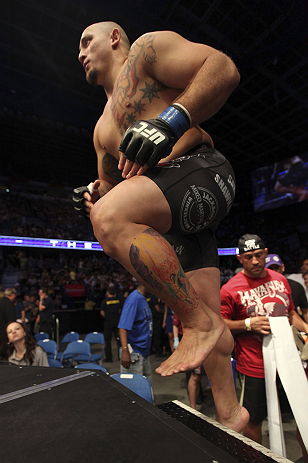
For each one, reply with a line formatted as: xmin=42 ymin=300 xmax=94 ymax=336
xmin=118 ymin=104 xmax=191 ymax=179
xmin=118 ymin=119 xmax=177 ymax=179
xmin=250 ymin=316 xmax=271 ymax=335
xmin=121 ymin=348 xmax=131 ymax=369
xmin=72 ymin=180 xmax=100 ymax=218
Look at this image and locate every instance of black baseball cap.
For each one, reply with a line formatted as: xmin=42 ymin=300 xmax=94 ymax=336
xmin=238 ymin=234 xmax=266 ymax=254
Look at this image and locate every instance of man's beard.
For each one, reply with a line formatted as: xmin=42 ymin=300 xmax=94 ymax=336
xmin=86 ymin=68 xmax=98 ymax=86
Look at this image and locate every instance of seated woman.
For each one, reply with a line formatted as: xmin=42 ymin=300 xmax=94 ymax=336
xmin=0 ymin=321 xmax=49 ymax=366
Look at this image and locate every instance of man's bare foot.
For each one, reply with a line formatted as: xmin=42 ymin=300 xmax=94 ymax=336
xmin=156 ymin=316 xmax=224 ymax=376
xmin=217 ymin=404 xmax=250 ymax=434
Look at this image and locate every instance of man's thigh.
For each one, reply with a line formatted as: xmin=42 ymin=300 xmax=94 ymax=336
xmin=141 ymin=355 xmax=152 ymax=384
xmin=120 ymin=362 xmax=143 ymax=376
xmin=92 ymin=175 xmax=172 ymax=235
xmin=104 ymin=321 xmax=113 ymax=337
xmin=120 ymin=352 xmax=152 ymax=383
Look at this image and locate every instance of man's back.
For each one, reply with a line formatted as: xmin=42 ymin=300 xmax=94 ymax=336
xmin=102 ymin=295 xmax=121 ymax=319
xmin=40 ymin=296 xmax=53 ymax=319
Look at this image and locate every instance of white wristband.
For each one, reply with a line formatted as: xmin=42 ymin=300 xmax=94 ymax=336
xmin=245 ymin=318 xmax=252 ymax=331
xmin=87 ymin=182 xmax=99 ymax=195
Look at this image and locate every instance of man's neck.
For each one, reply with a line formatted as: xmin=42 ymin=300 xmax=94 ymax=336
xmin=136 ymin=287 xmax=146 ymax=297
xmin=242 ymin=268 xmax=267 ymax=279
xmin=104 ymin=56 xmax=128 ymax=98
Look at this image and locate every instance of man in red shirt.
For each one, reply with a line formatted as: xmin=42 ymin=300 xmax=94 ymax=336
xmin=221 ymin=234 xmax=308 ymax=448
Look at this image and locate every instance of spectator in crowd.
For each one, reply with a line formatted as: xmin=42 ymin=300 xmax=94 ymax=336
xmin=288 ymin=257 xmax=308 ymax=298
xmin=265 ymin=254 xmax=308 ymax=323
xmin=173 ymin=314 xmax=182 ymax=350
xmin=84 ymin=297 xmax=96 ymax=311
xmin=187 ymin=366 xmax=206 ymax=410
xmin=274 ymin=156 xmax=308 ymax=203
xmin=173 ymin=314 xmax=204 ymax=409
xmin=23 ymin=293 xmax=38 ymax=334
xmin=118 ymin=284 xmax=153 ymax=384
xmin=37 ymin=287 xmax=54 ymax=337
xmin=147 ymin=293 xmax=164 ymax=357
xmin=0 ymin=288 xmax=16 ymax=339
xmin=15 ymin=295 xmax=26 ymax=324
xmin=0 ymin=321 xmax=49 ymax=366
xmin=162 ymin=303 xmax=174 ymax=355
xmin=221 ymin=233 xmax=308 ymax=456
xmin=100 ymin=283 xmax=122 ymax=362
xmin=304 ymin=270 xmax=308 ymax=292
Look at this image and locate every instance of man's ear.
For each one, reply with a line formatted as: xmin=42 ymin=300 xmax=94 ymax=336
xmin=111 ymin=28 xmax=121 ymax=48
xmin=264 ymin=248 xmax=268 ymax=257
xmin=236 ymin=254 xmax=242 ymax=264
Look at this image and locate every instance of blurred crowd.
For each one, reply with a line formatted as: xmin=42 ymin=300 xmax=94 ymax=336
xmin=0 ymin=185 xmax=308 ymax=309
xmin=0 ymin=249 xmax=138 ymax=312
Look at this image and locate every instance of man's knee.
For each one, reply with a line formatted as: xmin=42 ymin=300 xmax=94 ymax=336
xmin=90 ymin=200 xmax=121 ymax=256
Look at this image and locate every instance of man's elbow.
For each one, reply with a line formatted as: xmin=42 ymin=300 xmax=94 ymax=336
xmin=224 ymin=54 xmax=240 ymax=90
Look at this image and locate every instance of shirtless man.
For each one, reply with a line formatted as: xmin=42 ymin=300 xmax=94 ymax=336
xmin=74 ymin=22 xmax=248 ymax=431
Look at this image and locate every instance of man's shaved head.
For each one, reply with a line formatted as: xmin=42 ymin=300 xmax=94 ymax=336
xmin=95 ymin=21 xmax=130 ymax=50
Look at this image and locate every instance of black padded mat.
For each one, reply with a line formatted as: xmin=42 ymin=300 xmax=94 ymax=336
xmin=0 ymin=365 xmax=239 ymax=463
xmin=0 ymin=366 xmax=290 ymax=463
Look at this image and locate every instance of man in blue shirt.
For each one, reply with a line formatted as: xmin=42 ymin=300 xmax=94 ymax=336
xmin=118 ymin=284 xmax=153 ymax=383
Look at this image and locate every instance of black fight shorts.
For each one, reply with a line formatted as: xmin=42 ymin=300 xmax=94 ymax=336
xmin=144 ymin=145 xmax=236 ymax=272
xmin=239 ymin=374 xmax=292 ymax=424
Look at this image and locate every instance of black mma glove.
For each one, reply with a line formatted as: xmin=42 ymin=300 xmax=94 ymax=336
xmin=119 ymin=104 xmax=191 ymax=168
xmin=72 ymin=182 xmax=98 ymax=218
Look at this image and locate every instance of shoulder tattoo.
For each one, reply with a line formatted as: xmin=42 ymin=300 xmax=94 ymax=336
xmin=111 ymin=33 xmax=164 ymax=134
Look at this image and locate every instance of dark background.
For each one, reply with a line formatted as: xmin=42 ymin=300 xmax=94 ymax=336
xmin=1 ymin=0 xmax=307 ymax=204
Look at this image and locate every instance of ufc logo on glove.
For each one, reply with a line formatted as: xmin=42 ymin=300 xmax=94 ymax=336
xmin=133 ymin=122 xmax=166 ymax=145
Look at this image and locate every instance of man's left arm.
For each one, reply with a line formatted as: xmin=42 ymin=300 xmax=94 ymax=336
xmin=38 ymin=298 xmax=46 ymax=313
xmin=289 ymin=310 xmax=308 ymax=333
xmin=20 ymin=308 xmax=26 ymax=324
xmin=145 ymin=31 xmax=240 ymax=126
xmin=119 ymin=327 xmax=131 ymax=369
xmin=301 ymin=308 xmax=308 ymax=324
xmin=297 ymin=284 xmax=308 ymax=323
xmin=119 ymin=31 xmax=240 ymax=177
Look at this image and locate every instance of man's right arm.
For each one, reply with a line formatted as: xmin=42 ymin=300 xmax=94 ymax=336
xmin=224 ymin=317 xmax=271 ymax=336
xmin=73 ymin=149 xmax=120 ymax=218
xmin=173 ymin=324 xmax=179 ymax=349
xmin=155 ymin=303 xmax=163 ymax=314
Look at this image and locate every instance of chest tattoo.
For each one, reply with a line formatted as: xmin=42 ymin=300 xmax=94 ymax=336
xmin=111 ymin=34 xmax=165 ymax=135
